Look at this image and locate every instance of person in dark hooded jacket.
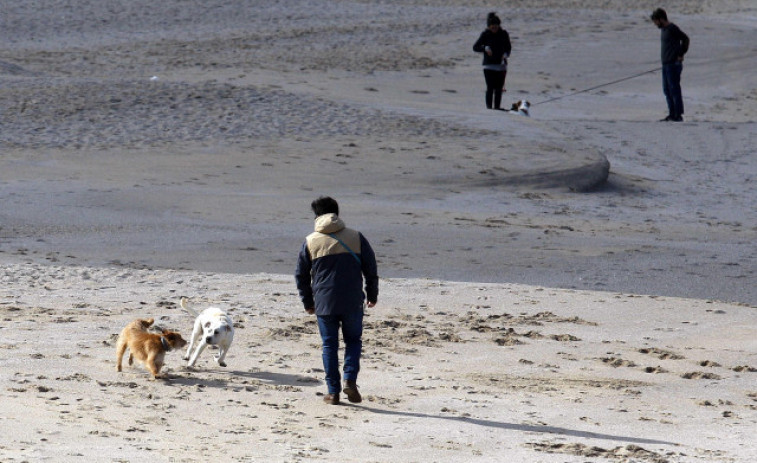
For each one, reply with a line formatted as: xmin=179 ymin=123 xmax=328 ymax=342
xmin=473 ymin=12 xmax=512 ymax=110
xmin=296 ymin=196 xmax=378 ymax=405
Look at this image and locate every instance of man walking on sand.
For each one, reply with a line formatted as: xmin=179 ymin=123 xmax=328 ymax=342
xmin=651 ymin=8 xmax=689 ymax=122
xmin=296 ymin=196 xmax=378 ymax=405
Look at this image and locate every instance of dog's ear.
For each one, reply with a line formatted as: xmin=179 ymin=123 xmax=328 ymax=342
xmin=525 ymin=101 xmax=531 ymax=106
xmin=511 ymin=102 xmax=518 ymax=110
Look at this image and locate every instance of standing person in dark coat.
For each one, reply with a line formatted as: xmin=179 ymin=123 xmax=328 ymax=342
xmin=473 ymin=12 xmax=512 ymax=110
xmin=651 ymin=8 xmax=690 ymax=122
xmin=295 ymin=196 xmax=379 ymax=405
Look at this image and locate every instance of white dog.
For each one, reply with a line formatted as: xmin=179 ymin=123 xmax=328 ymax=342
xmin=508 ymin=100 xmax=531 ymax=117
xmin=180 ymin=298 xmax=234 ymax=368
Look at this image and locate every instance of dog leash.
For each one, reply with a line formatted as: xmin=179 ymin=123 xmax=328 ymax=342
xmin=533 ymin=67 xmax=662 ymax=106
xmin=328 ymin=233 xmax=361 ymax=264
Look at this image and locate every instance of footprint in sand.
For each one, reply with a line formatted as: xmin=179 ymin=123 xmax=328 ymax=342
xmin=599 ymin=357 xmax=637 ymax=368
xmin=638 ymin=347 xmax=685 ymax=360
xmin=681 ymin=371 xmax=722 ymax=380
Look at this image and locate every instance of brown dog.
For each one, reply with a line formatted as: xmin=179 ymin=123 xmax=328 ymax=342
xmin=116 ymin=318 xmax=187 ymax=379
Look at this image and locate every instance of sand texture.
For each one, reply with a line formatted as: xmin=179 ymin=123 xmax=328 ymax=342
xmin=0 ymin=1 xmax=756 ymax=461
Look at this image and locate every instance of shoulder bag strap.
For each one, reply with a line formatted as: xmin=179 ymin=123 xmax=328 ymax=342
xmin=328 ymin=233 xmax=361 ymax=264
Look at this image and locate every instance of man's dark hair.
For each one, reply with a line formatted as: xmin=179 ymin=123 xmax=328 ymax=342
xmin=650 ymin=8 xmax=667 ymax=21
xmin=311 ymin=196 xmax=339 ymax=217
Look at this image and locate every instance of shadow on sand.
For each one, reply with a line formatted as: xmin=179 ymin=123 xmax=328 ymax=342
xmin=355 ymin=404 xmax=678 ymax=447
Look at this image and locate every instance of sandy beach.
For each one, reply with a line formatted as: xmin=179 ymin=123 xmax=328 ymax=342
xmin=1 ymin=1 xmax=756 ymax=461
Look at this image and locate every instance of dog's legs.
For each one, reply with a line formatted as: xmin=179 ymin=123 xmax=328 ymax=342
xmin=184 ymin=322 xmax=203 ymax=363
xmin=115 ymin=334 xmax=127 ymax=372
xmin=215 ymin=341 xmax=231 ymax=367
xmin=187 ymin=340 xmax=208 ymax=367
xmin=155 ymin=357 xmax=165 ymax=379
xmin=146 ymin=353 xmax=163 ymax=379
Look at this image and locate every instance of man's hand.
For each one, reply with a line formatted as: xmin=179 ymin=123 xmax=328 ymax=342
xmin=367 ymin=302 xmax=376 ymax=308
xmin=306 ymin=308 xmax=315 ymax=315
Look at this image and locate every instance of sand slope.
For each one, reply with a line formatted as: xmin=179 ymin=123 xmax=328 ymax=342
xmin=1 ymin=0 xmax=756 ymax=303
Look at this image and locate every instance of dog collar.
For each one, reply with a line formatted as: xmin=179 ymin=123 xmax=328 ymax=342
xmin=160 ymin=336 xmax=170 ymax=351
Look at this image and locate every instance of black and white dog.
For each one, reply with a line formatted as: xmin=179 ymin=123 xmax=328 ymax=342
xmin=508 ymin=100 xmax=531 ymax=117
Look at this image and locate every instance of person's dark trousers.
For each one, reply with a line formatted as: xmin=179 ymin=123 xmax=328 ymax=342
xmin=662 ymin=62 xmax=684 ymax=119
xmin=316 ymin=310 xmax=363 ymax=395
xmin=483 ymin=69 xmax=506 ymax=109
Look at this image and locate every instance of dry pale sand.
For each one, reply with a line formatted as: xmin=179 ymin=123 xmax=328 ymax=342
xmin=1 ymin=265 xmax=756 ymax=462
xmin=1 ymin=1 xmax=756 ymax=462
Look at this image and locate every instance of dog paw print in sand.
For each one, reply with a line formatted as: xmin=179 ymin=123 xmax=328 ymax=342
xmin=549 ymin=334 xmax=581 ymax=342
xmin=470 ymin=310 xmax=595 ymax=326
xmin=264 ymin=319 xmax=317 ymax=341
xmin=697 ymin=360 xmax=722 ymax=368
xmin=457 ymin=310 xmax=590 ymax=346
xmin=363 ymin=316 xmax=463 ymax=353
xmin=695 ymin=401 xmax=743 ymax=419
xmin=643 ymin=366 xmax=669 ymax=374
xmin=56 ymin=373 xmax=91 ymax=383
xmin=494 ymin=334 xmax=525 ymax=346
xmin=681 ymin=371 xmax=722 ymax=380
xmin=697 ymin=399 xmax=734 ymax=407
xmin=527 ymin=442 xmax=679 ymax=462
xmin=599 ymin=357 xmax=637 ymax=368
xmin=637 ymin=347 xmax=685 ymax=360
xmin=732 ymin=365 xmax=757 ymax=372
xmin=494 ymin=330 xmax=580 ymax=346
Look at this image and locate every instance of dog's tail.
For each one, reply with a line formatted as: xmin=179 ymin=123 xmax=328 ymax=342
xmin=180 ymin=297 xmax=200 ymax=318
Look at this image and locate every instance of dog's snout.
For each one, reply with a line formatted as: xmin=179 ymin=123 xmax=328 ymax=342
xmin=205 ymin=336 xmax=214 ymax=343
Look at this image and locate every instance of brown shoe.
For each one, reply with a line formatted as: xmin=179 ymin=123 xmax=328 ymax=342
xmin=343 ymin=381 xmax=362 ymax=403
xmin=323 ymin=393 xmax=340 ymax=405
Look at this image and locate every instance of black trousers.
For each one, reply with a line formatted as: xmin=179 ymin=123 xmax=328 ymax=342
xmin=483 ymin=69 xmax=506 ymax=109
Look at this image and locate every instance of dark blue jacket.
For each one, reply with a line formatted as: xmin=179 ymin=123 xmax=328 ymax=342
xmin=660 ymin=23 xmax=689 ymax=64
xmin=295 ymin=214 xmax=378 ymax=315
